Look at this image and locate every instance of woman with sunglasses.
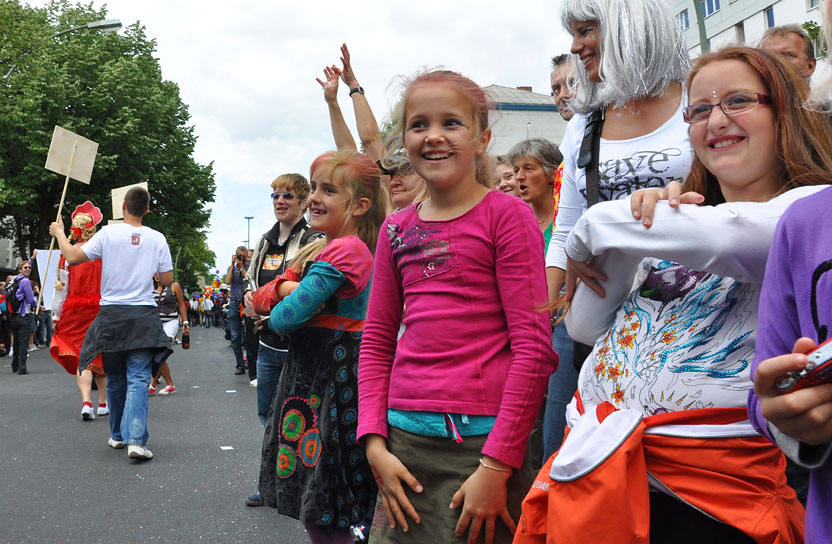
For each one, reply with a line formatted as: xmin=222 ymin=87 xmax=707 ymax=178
xmin=516 ymin=46 xmax=832 ymax=543
xmin=241 ymin=173 xmax=322 ymax=507
xmin=8 ymin=253 xmax=37 ymax=375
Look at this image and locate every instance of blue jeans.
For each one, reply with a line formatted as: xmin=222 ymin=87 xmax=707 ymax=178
xmin=228 ymin=299 xmax=244 ymax=368
xmin=542 ymin=322 xmax=579 ymax=459
xmin=37 ymin=310 xmax=53 ymax=345
xmin=256 ymin=344 xmax=287 ymax=426
xmin=102 ymin=348 xmax=154 ymax=446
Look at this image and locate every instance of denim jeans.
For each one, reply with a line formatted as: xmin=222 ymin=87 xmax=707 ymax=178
xmin=256 ymin=344 xmax=287 ymax=426
xmin=37 ymin=310 xmax=52 ymax=345
xmin=542 ymin=321 xmax=579 ymax=459
xmin=228 ymin=299 xmax=244 ymax=368
xmin=102 ymin=348 xmax=154 ymax=446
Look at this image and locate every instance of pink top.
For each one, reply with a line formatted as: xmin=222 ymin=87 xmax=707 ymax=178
xmin=358 ymin=190 xmax=557 ymax=467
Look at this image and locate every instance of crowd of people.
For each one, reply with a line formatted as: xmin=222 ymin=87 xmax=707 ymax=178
xmin=4 ymin=0 xmax=832 ymax=542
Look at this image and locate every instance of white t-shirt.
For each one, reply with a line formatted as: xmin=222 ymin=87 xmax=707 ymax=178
xmin=203 ymin=298 xmax=214 ymax=311
xmin=82 ymin=223 xmax=173 ymax=306
xmin=563 ymin=185 xmax=828 ymax=415
xmin=546 ymin=99 xmax=694 ymax=270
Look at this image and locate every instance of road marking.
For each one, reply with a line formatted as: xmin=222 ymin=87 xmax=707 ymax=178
xmin=220 ymin=446 xmax=234 ymax=451
xmin=226 ymin=390 xmax=236 ymax=393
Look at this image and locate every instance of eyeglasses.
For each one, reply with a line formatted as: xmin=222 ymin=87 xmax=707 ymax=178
xmin=270 ymin=192 xmax=296 ymax=200
xmin=683 ymin=91 xmax=772 ymax=123
xmin=21 ymin=266 xmax=31 ymax=270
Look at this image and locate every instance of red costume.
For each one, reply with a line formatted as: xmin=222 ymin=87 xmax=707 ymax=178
xmin=50 ymin=201 xmax=104 ymax=375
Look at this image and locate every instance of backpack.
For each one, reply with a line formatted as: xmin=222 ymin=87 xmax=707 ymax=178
xmin=3 ymin=278 xmax=22 ymax=316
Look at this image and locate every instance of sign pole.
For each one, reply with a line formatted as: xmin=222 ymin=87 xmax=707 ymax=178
xmin=36 ymin=141 xmax=78 ymax=315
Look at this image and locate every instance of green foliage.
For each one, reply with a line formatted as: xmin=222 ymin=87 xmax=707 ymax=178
xmin=803 ymin=21 xmax=827 ymax=58
xmin=0 ymin=0 xmax=215 ymax=290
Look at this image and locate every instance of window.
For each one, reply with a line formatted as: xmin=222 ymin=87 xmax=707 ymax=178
xmin=677 ymin=9 xmax=690 ymax=30
xmin=765 ymin=6 xmax=775 ymax=28
xmin=735 ymin=21 xmax=745 ymax=43
xmin=809 ymin=0 xmax=820 ymax=9
xmin=700 ymin=0 xmax=721 ymax=17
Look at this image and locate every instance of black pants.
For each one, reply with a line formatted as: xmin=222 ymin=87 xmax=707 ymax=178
xmin=0 ymin=315 xmax=9 ymax=354
xmin=9 ymin=314 xmax=31 ymax=373
xmin=649 ymin=492 xmax=755 ymax=543
xmin=244 ymin=317 xmax=259 ymax=380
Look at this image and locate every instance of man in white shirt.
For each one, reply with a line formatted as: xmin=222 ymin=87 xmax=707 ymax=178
xmin=50 ymin=187 xmax=173 ymax=462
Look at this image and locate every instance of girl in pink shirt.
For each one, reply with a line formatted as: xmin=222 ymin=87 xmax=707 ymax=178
xmin=358 ymin=70 xmax=556 ymax=544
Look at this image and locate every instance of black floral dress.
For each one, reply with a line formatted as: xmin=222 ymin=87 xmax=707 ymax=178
xmin=257 ymin=236 xmax=373 ymax=531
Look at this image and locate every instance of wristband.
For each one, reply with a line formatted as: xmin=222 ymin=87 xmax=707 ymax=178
xmin=349 ymin=86 xmax=364 ymax=97
xmin=182 ymin=321 xmax=189 ymax=326
xmin=479 ymin=458 xmax=511 ymax=473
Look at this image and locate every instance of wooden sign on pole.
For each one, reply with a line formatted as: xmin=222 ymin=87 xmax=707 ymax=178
xmin=38 ymin=125 xmax=99 ymax=315
xmin=111 ymin=182 xmax=149 ymax=220
xmin=44 ymin=126 xmax=98 ymax=184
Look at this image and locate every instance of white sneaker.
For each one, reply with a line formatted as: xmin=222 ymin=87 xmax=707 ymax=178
xmin=127 ymin=444 xmax=153 ymax=460
xmin=97 ymin=404 xmax=109 ymax=416
xmin=249 ymin=379 xmax=258 ymax=388
xmin=107 ymin=437 xmax=125 ymax=449
xmin=81 ymin=404 xmax=96 ymax=421
xmin=28 ymin=345 xmax=37 ymax=352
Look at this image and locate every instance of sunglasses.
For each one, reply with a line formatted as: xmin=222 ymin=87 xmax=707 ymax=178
xmin=21 ymin=266 xmax=31 ymax=270
xmin=270 ymin=192 xmax=296 ymax=200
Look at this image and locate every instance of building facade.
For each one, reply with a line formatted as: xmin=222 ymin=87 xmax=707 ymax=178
xmin=485 ymin=85 xmax=568 ymax=155
xmin=672 ymin=0 xmax=824 ymax=66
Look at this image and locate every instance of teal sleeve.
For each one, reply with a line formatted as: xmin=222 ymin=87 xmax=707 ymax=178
xmin=268 ymin=261 xmax=345 ymax=335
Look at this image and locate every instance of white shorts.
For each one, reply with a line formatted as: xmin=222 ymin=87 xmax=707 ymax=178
xmin=162 ymin=319 xmax=179 ymax=340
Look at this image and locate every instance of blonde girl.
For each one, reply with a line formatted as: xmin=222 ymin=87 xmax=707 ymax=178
xmin=253 ymin=150 xmax=385 ymax=544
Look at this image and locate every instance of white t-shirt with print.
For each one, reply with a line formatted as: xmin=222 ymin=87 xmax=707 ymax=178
xmin=82 ymin=223 xmax=173 ymax=306
xmin=546 ymin=99 xmax=694 ymax=270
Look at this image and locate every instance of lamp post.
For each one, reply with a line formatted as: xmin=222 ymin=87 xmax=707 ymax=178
xmin=4 ymin=18 xmax=123 ymax=78
xmin=244 ymin=216 xmax=254 ymax=250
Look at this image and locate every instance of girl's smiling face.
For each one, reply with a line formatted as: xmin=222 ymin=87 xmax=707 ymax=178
xmin=688 ymin=59 xmax=779 ymax=202
xmin=403 ymin=83 xmax=489 ymax=191
xmin=570 ymin=20 xmax=601 ymax=82
xmin=308 ymin=167 xmax=353 ymax=239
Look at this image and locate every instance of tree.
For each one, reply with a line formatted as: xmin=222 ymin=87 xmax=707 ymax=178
xmin=0 ymin=0 xmax=216 ymax=290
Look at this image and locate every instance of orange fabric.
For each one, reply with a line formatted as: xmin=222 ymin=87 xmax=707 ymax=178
xmin=514 ymin=400 xmax=804 ymax=544
xmin=251 ymin=269 xmax=300 ymax=315
xmin=306 ymin=314 xmax=365 ymax=332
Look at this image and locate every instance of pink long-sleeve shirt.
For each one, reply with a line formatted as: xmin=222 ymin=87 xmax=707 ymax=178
xmin=358 ymin=190 xmax=557 ymax=467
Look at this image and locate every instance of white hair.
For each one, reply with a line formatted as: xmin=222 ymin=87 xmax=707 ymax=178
xmin=560 ymin=0 xmax=691 ymax=113
xmin=809 ymin=0 xmax=832 ymax=109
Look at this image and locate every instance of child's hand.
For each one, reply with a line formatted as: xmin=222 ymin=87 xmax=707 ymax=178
xmin=753 ymin=337 xmax=832 ymax=446
xmin=365 ymin=435 xmax=423 ymax=532
xmin=449 ymin=457 xmax=515 ymax=544
xmin=629 ymin=179 xmax=703 ymax=228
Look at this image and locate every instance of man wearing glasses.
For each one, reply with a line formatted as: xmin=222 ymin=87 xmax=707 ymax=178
xmin=8 ymin=254 xmax=38 ymax=374
xmin=225 ymin=245 xmax=249 ymax=375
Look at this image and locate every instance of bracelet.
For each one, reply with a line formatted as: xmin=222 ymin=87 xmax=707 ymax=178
xmin=349 ymin=86 xmax=365 ymax=96
xmin=479 ymin=458 xmax=511 ymax=473
xmin=182 ymin=321 xmax=189 ymax=326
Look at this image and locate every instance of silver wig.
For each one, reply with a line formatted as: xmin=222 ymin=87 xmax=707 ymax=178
xmin=560 ymin=0 xmax=691 ymax=113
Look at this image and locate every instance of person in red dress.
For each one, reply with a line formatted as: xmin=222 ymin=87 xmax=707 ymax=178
xmin=50 ymin=201 xmax=107 ymax=421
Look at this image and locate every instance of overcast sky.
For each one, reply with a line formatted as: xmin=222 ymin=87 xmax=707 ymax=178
xmin=31 ymin=0 xmax=574 ymax=277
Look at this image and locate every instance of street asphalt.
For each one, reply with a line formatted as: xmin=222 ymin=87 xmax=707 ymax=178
xmin=0 ymin=325 xmax=309 ymax=544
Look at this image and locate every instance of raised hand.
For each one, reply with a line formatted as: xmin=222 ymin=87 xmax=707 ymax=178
xmin=337 ymin=43 xmax=359 ymax=88
xmin=316 ymin=65 xmax=340 ymax=104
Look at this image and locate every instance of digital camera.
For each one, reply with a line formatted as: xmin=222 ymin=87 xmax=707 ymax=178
xmin=775 ymin=338 xmax=832 ymax=393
